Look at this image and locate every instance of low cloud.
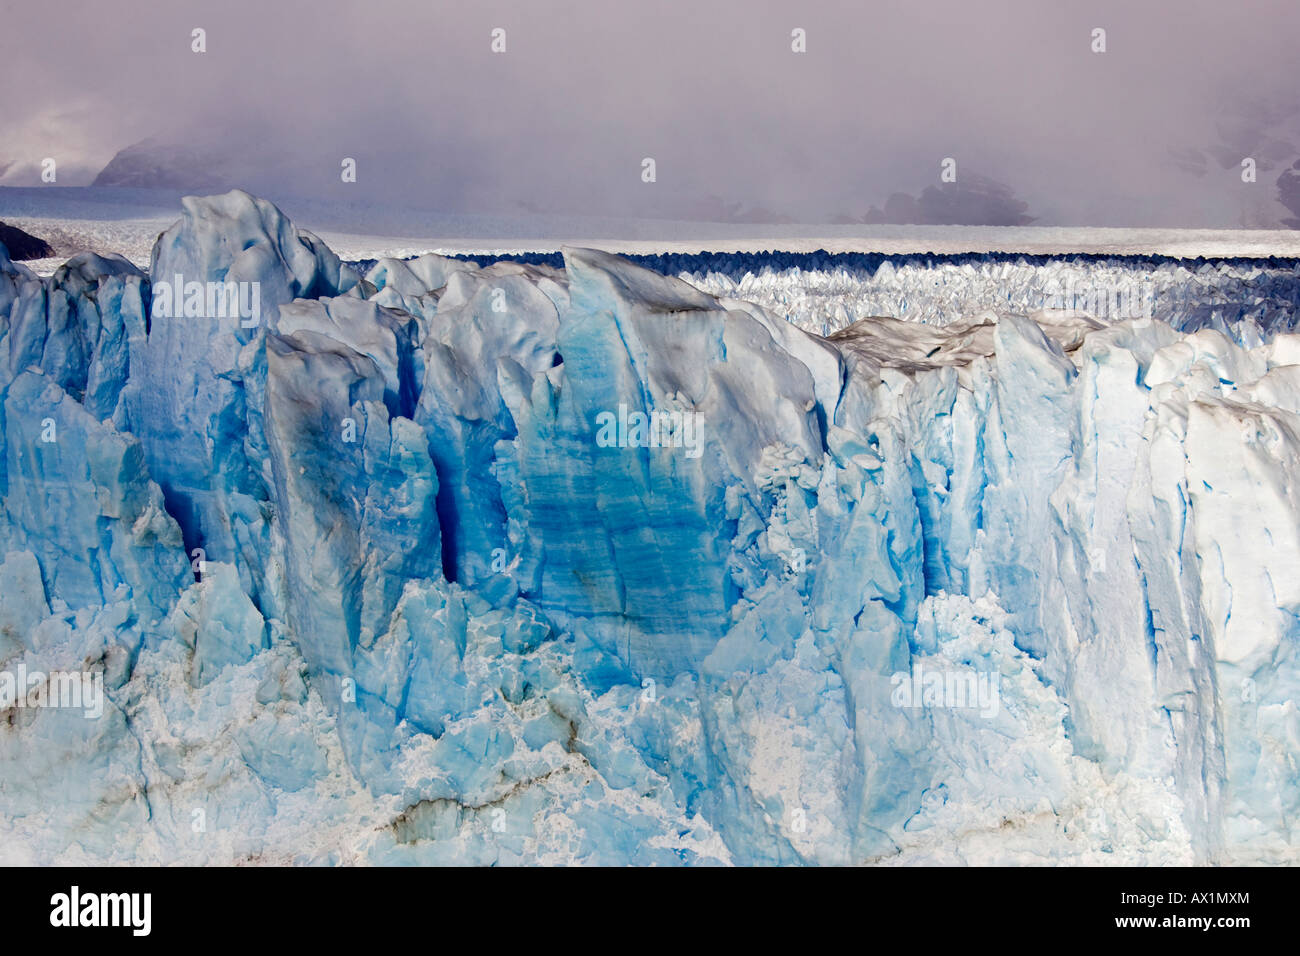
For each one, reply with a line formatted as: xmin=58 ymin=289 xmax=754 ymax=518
xmin=3 ymin=0 xmax=1300 ymax=227
xmin=839 ymin=175 xmax=1036 ymax=227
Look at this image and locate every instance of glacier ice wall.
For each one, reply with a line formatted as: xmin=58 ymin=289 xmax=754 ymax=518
xmin=0 ymin=192 xmax=1297 ymax=865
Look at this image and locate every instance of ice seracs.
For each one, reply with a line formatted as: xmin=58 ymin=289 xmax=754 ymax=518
xmin=0 ymin=191 xmax=1296 ymax=865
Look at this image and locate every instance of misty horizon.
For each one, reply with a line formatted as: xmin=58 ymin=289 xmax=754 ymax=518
xmin=3 ymin=0 xmax=1299 ymax=228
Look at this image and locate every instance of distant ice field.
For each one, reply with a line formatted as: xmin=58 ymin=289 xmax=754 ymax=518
xmin=5 ymin=184 xmax=1300 ymax=269
xmin=4 ymin=186 xmax=1300 ymax=342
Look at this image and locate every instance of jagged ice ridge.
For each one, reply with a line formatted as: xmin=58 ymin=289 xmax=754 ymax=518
xmin=0 ymin=191 xmax=1296 ymax=865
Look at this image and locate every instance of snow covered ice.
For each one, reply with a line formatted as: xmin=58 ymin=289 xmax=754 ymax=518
xmin=0 ymin=190 xmax=1297 ymax=865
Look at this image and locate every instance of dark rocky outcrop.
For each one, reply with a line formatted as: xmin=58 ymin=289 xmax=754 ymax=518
xmin=0 ymin=221 xmax=54 ymax=260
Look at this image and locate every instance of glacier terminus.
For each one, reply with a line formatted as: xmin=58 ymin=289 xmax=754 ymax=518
xmin=0 ymin=190 xmax=1297 ymax=866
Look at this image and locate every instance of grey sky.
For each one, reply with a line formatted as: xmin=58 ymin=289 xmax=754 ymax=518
xmin=2 ymin=0 xmax=1298 ymax=227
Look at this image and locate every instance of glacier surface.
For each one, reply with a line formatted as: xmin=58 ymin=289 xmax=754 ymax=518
xmin=0 ymin=190 xmax=1297 ymax=865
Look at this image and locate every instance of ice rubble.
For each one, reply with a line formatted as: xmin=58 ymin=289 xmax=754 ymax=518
xmin=0 ymin=191 xmax=1296 ymax=865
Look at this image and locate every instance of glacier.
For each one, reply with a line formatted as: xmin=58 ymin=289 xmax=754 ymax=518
xmin=674 ymin=250 xmax=1300 ymax=344
xmin=0 ymin=189 xmax=1297 ymax=865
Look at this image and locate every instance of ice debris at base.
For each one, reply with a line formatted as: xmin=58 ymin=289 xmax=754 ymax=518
xmin=0 ymin=190 xmax=1297 ymax=865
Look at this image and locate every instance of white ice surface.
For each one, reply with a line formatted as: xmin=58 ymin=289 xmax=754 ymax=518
xmin=4 ymin=185 xmax=1300 ymax=276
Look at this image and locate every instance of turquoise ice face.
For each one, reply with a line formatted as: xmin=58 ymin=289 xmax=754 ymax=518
xmin=0 ymin=192 xmax=1297 ymax=865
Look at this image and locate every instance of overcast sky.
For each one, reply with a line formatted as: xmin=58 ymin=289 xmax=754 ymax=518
xmin=2 ymin=0 xmax=1298 ymax=227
